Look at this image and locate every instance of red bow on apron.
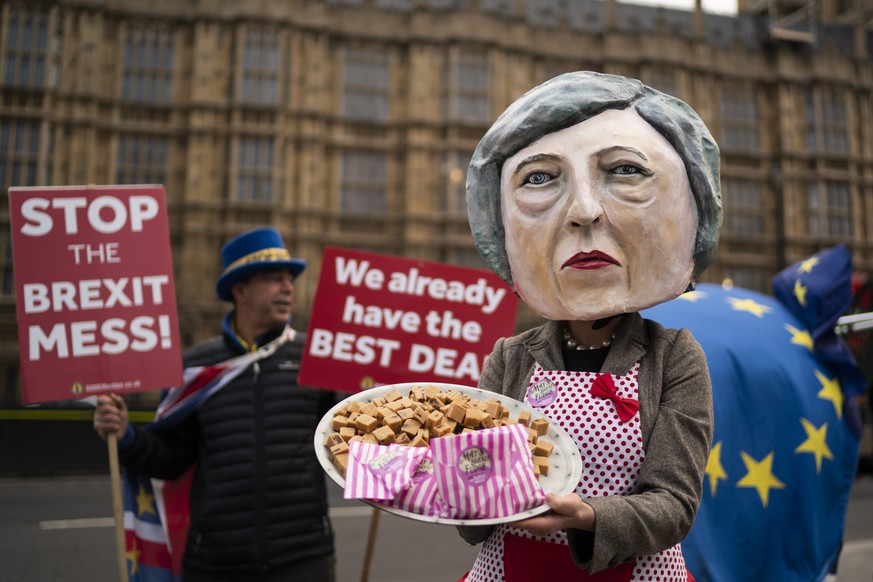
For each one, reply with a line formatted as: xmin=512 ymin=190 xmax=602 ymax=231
xmin=589 ymin=373 xmax=639 ymax=423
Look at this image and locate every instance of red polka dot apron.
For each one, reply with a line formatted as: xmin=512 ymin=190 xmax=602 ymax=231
xmin=464 ymin=362 xmax=690 ymax=582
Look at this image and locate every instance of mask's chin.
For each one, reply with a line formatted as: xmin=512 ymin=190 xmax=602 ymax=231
xmin=513 ymin=287 xmax=621 ymax=322
xmin=516 ymin=282 xmax=688 ymax=322
xmin=534 ymin=304 xmax=628 ymax=323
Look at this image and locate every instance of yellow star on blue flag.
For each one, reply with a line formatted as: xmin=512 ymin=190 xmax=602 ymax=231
xmin=705 ymin=441 xmax=728 ymax=497
xmin=785 ymin=324 xmax=814 ymax=351
xmin=794 ymin=418 xmax=833 ymax=473
xmin=136 ymin=486 xmax=157 ymax=517
xmin=737 ymin=451 xmax=786 ymax=507
xmin=815 ymin=369 xmax=843 ymax=419
xmin=798 ymin=256 xmax=819 ymax=274
xmin=726 ymin=296 xmax=772 ymax=318
xmin=678 ymin=290 xmax=707 ymax=302
xmin=127 ymin=543 xmax=141 ymax=576
xmin=793 ymin=279 xmax=808 ymax=307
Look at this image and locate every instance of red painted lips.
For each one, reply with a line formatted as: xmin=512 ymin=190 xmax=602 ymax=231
xmin=561 ymin=251 xmax=620 ymax=270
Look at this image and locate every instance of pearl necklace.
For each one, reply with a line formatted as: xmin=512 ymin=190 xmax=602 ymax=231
xmin=563 ymin=328 xmax=615 ymax=351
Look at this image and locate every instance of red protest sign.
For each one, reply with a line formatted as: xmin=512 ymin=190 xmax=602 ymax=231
xmin=9 ymin=185 xmax=183 ymax=404
xmin=299 ymin=247 xmax=518 ymax=393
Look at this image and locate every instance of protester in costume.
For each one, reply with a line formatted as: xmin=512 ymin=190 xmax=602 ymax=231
xmin=94 ymin=227 xmax=336 ymax=581
xmin=459 ymin=71 xmax=721 ymax=581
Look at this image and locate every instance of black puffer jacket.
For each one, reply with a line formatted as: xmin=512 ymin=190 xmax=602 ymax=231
xmin=119 ymin=322 xmax=336 ymax=573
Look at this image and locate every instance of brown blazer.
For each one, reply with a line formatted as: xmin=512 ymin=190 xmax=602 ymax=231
xmin=458 ymin=313 xmax=713 ymax=574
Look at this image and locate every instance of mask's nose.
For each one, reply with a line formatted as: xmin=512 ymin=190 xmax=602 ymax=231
xmin=566 ymin=176 xmax=603 ymax=229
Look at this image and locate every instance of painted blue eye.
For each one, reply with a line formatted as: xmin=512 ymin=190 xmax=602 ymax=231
xmin=611 ymin=164 xmax=644 ymax=175
xmin=524 ymin=172 xmax=552 ymax=185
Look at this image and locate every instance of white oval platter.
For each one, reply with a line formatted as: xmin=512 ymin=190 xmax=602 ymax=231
xmin=314 ymin=381 xmax=583 ymax=526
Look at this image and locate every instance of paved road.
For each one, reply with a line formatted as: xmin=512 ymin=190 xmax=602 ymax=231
xmin=1 ymin=474 xmax=871 ymax=581
xmin=838 ymin=474 xmax=873 ymax=582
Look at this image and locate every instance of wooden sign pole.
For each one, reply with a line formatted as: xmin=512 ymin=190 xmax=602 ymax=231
xmin=359 ymin=507 xmax=381 ymax=582
xmin=108 ymin=433 xmax=130 ymax=582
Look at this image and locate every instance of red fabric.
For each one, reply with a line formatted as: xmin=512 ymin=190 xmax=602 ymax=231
xmin=161 ymin=466 xmax=195 ymax=575
xmin=158 ymin=366 xmax=225 ymax=416
xmin=589 ymin=374 xmax=639 ymax=423
xmin=124 ymin=530 xmax=174 ymax=569
xmin=502 ymin=533 xmax=635 ymax=581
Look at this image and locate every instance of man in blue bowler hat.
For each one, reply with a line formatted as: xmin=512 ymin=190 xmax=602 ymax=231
xmin=95 ymin=227 xmax=336 ymax=581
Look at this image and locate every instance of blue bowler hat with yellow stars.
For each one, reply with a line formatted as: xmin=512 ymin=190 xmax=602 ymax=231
xmin=215 ymin=227 xmax=307 ymax=302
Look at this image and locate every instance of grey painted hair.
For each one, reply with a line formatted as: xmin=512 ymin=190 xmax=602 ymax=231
xmin=466 ymin=71 xmax=722 ymax=287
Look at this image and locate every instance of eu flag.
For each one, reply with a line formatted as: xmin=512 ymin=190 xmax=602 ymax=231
xmin=122 ymin=470 xmax=181 ymax=582
xmin=642 ymin=246 xmax=865 ymax=582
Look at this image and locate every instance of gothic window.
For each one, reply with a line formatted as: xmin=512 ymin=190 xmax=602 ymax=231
xmin=722 ymin=178 xmax=763 ymax=234
xmin=236 ymin=136 xmax=274 ymax=203
xmin=116 ymin=134 xmax=168 ymax=185
xmin=121 ymin=25 xmax=174 ymax=104
xmin=240 ymin=27 xmax=279 ymax=106
xmin=720 ymin=84 xmax=760 ymax=152
xmin=806 ymin=87 xmax=848 ymax=154
xmin=808 ymin=180 xmax=852 ymax=237
xmin=340 ymin=149 xmax=387 ymax=213
xmin=0 ymin=118 xmax=39 ymax=189
xmin=3 ymin=6 xmax=49 ymax=88
xmin=445 ymin=49 xmax=489 ymax=123
xmin=342 ymin=47 xmax=390 ymax=121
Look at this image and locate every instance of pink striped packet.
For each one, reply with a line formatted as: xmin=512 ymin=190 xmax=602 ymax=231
xmin=344 ymin=441 xmax=430 ymax=501
xmin=382 ymin=456 xmax=451 ymax=518
xmin=430 ymin=423 xmax=545 ymax=520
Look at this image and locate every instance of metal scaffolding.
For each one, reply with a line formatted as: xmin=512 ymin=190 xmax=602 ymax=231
xmin=748 ymin=0 xmax=817 ymax=43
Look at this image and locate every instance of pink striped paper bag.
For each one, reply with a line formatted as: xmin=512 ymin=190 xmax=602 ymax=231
xmin=344 ymin=441 xmax=430 ymax=501
xmin=430 ymin=423 xmax=545 ymax=519
xmin=382 ymin=456 xmax=450 ymax=517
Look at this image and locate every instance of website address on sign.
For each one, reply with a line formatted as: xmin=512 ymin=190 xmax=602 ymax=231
xmin=85 ymin=380 xmax=141 ymax=392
